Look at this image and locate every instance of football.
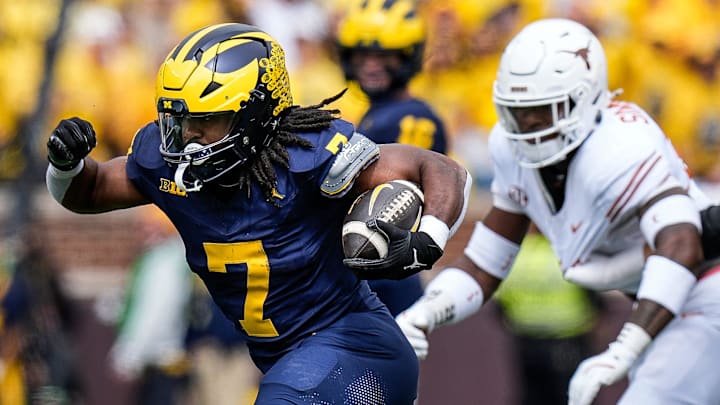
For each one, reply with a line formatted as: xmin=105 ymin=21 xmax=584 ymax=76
xmin=342 ymin=180 xmax=424 ymax=260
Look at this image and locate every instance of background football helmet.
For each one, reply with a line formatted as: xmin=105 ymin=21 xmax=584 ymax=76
xmin=493 ymin=18 xmax=611 ymax=168
xmin=156 ymin=23 xmax=293 ymax=191
xmin=336 ymin=0 xmax=425 ymax=99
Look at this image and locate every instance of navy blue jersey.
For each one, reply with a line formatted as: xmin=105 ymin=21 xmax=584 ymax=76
xmin=126 ymin=119 xmax=384 ymax=368
xmin=358 ymin=98 xmax=444 ymax=316
xmin=1 ymin=274 xmax=29 ymax=326
xmin=357 ymin=98 xmax=447 ymax=154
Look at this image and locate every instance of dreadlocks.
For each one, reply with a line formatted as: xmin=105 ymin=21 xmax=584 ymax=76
xmin=236 ymin=89 xmax=348 ymax=204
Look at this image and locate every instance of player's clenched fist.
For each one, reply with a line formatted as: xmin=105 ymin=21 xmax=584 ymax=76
xmin=343 ymin=219 xmax=443 ymax=280
xmin=47 ymin=117 xmax=97 ymax=171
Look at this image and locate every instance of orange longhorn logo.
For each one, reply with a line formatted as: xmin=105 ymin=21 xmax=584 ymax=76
xmin=560 ymin=44 xmax=591 ymax=70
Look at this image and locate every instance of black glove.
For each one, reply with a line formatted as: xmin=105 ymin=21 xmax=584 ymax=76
xmin=47 ymin=117 xmax=97 ymax=171
xmin=343 ymin=219 xmax=444 ymax=280
xmin=701 ymin=205 xmax=720 ymax=261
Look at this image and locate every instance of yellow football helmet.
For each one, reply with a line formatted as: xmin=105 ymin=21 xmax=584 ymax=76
xmin=336 ymin=0 xmax=425 ymax=97
xmin=156 ymin=23 xmax=293 ymax=190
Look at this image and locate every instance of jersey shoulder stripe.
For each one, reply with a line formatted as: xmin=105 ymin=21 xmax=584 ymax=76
xmin=606 ymin=151 xmax=663 ymax=222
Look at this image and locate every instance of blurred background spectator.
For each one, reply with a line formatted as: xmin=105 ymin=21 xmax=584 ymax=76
xmin=1 ymin=0 xmax=718 ymax=403
xmin=0 ymin=225 xmax=79 ymax=404
xmin=332 ymin=0 xmax=449 ymax=318
xmin=105 ymin=207 xmax=193 ymax=405
xmin=493 ymin=224 xmax=603 ymax=405
xmin=105 ymin=206 xmax=259 ymax=404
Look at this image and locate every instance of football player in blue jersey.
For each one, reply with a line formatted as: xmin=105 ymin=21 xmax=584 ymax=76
xmin=45 ymin=23 xmax=471 ymax=404
xmin=336 ymin=0 xmax=447 ymax=154
xmin=335 ymin=0 xmax=450 ymax=316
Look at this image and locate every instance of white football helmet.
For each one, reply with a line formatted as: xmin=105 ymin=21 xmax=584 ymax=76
xmin=493 ymin=18 xmax=611 ymax=168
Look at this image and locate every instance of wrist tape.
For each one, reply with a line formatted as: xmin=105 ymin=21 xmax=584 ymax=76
xmin=464 ymin=221 xmax=520 ymax=279
xmin=46 ymin=160 xmax=84 ymax=203
xmin=419 ymin=215 xmax=450 ymax=250
xmin=637 ymin=255 xmax=696 ymax=314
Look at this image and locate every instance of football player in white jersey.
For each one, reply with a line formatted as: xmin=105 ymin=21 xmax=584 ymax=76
xmin=396 ymin=18 xmax=720 ymax=405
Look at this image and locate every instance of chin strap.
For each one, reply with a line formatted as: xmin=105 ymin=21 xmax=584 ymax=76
xmin=174 ymin=161 xmax=202 ymax=193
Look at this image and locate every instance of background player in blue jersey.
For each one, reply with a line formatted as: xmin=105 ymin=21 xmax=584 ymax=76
xmin=336 ymin=0 xmax=447 ymax=155
xmin=45 ymin=23 xmax=470 ymax=404
xmin=335 ymin=0 xmax=449 ymax=317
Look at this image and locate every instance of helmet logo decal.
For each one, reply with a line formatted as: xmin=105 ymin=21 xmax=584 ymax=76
xmin=157 ymin=24 xmax=297 ymax=189
xmin=260 ymin=41 xmax=293 ymax=116
xmin=560 ymin=43 xmax=591 ymax=70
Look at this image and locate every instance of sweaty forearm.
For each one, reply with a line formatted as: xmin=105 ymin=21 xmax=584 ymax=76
xmin=60 ymin=158 xmax=103 ymax=212
xmin=418 ymin=155 xmax=469 ymax=232
xmin=47 ymin=157 xmax=103 ymax=213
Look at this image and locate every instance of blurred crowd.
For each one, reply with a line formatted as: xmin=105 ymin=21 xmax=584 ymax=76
xmin=1 ymin=0 xmax=720 ymax=404
xmin=1 ymin=0 xmax=720 ymax=183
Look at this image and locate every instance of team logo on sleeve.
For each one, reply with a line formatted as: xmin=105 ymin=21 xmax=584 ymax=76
xmin=271 ymin=188 xmax=285 ymax=200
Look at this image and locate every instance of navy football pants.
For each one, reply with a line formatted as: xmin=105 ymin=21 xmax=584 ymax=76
xmin=254 ymin=306 xmax=419 ymax=404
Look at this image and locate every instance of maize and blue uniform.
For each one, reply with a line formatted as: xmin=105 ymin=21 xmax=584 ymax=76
xmin=125 ymin=118 xmax=418 ymax=404
xmin=357 ymin=98 xmax=447 ymax=154
xmin=357 ymin=97 xmax=447 ymax=316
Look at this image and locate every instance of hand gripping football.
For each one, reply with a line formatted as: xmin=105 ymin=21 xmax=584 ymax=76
xmin=342 ymin=180 xmax=424 ymax=260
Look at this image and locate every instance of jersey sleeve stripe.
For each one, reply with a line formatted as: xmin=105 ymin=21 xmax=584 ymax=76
xmin=606 ymin=152 xmax=662 ymax=222
xmin=606 ymin=151 xmax=657 ymax=218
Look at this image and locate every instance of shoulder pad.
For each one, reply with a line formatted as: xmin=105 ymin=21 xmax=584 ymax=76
xmin=321 ymin=132 xmax=379 ymax=197
xmin=127 ymin=122 xmax=165 ymax=169
xmin=287 ymin=119 xmax=354 ymax=173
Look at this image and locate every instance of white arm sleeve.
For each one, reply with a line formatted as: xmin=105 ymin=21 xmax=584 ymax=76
xmin=639 ymin=194 xmax=701 ymax=250
xmin=46 ymin=161 xmax=84 ymax=204
xmin=563 ymin=245 xmax=645 ymax=293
